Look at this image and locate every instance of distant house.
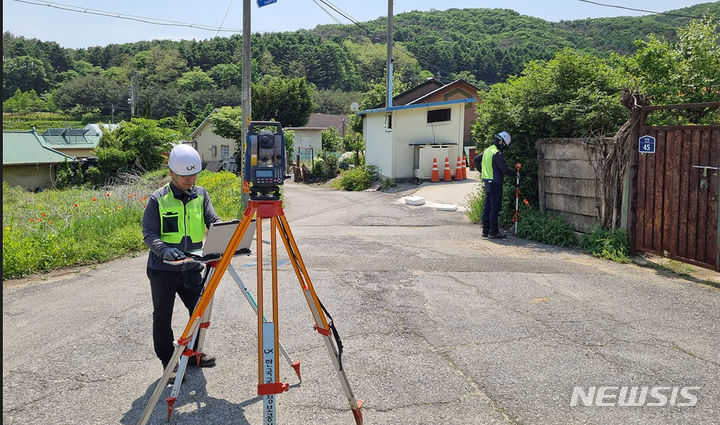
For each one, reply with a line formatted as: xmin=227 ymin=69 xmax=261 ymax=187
xmin=84 ymin=123 xmax=119 ymax=138
xmin=357 ymin=78 xmax=480 ymax=181
xmin=40 ymin=127 xmax=101 ymax=159
xmin=285 ymin=113 xmax=349 ymax=155
xmin=190 ymin=110 xmax=236 ymax=165
xmin=3 ymin=130 xmax=76 ymax=189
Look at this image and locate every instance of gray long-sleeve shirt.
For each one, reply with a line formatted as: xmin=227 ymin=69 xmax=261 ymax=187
xmin=142 ymin=182 xmax=220 ymax=271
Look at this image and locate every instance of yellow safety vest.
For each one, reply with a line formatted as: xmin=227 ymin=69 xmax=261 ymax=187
xmin=481 ymin=145 xmax=498 ymax=180
xmin=156 ymin=185 xmax=206 ymax=244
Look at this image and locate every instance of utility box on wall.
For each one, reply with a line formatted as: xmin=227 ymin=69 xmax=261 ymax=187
xmin=413 ymin=145 xmax=450 ymax=179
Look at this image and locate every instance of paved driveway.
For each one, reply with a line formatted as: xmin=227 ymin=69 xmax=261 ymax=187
xmin=3 ymin=181 xmax=719 ymax=425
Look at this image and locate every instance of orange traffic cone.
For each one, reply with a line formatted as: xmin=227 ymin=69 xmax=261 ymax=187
xmin=443 ymin=157 xmax=452 ymax=181
xmin=455 ymin=156 xmax=464 ymax=180
xmin=431 ymin=157 xmax=440 ymax=182
xmin=461 ymin=155 xmax=468 ymax=180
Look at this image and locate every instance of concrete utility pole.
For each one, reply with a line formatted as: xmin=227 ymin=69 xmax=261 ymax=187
xmin=128 ymin=71 xmax=138 ymax=117
xmin=386 ymin=0 xmax=393 ymax=108
xmin=241 ymin=0 xmax=251 ymax=202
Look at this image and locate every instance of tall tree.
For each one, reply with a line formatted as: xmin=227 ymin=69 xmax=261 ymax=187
xmin=252 ymin=76 xmax=313 ymax=127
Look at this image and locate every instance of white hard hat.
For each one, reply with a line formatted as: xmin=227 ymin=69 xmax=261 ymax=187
xmin=168 ymin=144 xmax=202 ymax=176
xmin=495 ymin=131 xmax=511 ymax=146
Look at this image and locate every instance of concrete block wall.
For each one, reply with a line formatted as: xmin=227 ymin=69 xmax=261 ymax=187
xmin=536 ymin=138 xmax=606 ymax=233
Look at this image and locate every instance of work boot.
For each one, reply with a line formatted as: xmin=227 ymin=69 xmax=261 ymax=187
xmin=488 ymin=232 xmax=507 ymax=240
xmin=188 ymin=353 xmax=216 ymax=368
xmin=481 ymin=228 xmax=489 ymax=237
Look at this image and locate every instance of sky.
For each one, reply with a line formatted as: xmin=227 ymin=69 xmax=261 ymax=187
xmin=2 ymin=0 xmax=713 ymax=49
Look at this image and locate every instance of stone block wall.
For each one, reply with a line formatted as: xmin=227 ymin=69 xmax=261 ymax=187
xmin=536 ymin=138 xmax=606 ymax=233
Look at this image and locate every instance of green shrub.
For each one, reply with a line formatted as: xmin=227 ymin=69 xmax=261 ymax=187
xmin=2 ymin=170 xmax=246 ymax=280
xmin=196 ymin=170 xmax=244 ymax=220
xmin=465 ymin=185 xmax=485 ymax=224
xmin=335 ymin=167 xmax=373 ymax=191
xmin=579 ymin=227 xmax=631 ymax=263
xmin=516 ymin=207 xmax=576 ymax=247
xmin=313 ymin=150 xmax=340 ymax=181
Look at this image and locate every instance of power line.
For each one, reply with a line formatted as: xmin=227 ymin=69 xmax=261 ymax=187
xmin=312 ymin=0 xmax=343 ymax=25
xmin=215 ymin=0 xmax=234 ymax=37
xmin=312 ymin=0 xmax=457 ymax=81
xmin=13 ymin=0 xmax=243 ymax=33
xmin=576 ymin=0 xmax=704 ymax=19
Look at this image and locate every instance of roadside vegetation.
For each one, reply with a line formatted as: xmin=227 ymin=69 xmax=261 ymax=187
xmin=465 ymin=187 xmax=629 ymax=259
xmin=2 ymin=170 xmax=243 ymax=280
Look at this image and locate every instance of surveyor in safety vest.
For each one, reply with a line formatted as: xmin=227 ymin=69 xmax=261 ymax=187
xmin=473 ymin=131 xmax=515 ymax=239
xmin=142 ymin=144 xmax=220 ymax=383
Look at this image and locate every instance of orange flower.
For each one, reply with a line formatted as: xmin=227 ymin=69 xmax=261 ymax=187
xmin=106 ymin=193 xmax=110 ymax=197
xmin=30 ymin=218 xmax=34 ymax=222
xmin=128 ymin=195 xmax=132 ymax=198
xmin=42 ymin=213 xmax=47 ymax=216
xmin=133 ymin=193 xmax=137 ymax=197
xmin=118 ymin=205 xmax=122 ymax=209
xmin=523 ymin=199 xmax=529 ymax=205
xmin=74 ymin=203 xmax=78 ymax=207
xmin=48 ymin=221 xmax=53 ymax=224
xmin=38 ymin=218 xmax=42 ymax=222
xmin=92 ymin=197 xmax=97 ymax=201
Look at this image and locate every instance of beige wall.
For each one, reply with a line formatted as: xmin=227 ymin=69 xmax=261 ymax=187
xmin=536 ymin=138 xmax=603 ymax=233
xmin=53 ymin=148 xmax=95 ymax=158
xmin=364 ymin=114 xmax=394 ymax=179
xmin=365 ymin=103 xmax=466 ymax=181
xmin=292 ymin=129 xmax=322 ymax=152
xmin=192 ymin=123 xmax=237 ymax=162
xmin=3 ymin=164 xmax=55 ymax=189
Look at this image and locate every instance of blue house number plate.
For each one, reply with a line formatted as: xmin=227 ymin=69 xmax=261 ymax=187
xmin=639 ymin=135 xmax=656 ymax=153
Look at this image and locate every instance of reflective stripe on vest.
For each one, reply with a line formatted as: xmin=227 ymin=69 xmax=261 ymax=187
xmin=481 ymin=145 xmax=499 ymax=180
xmin=156 ymin=186 xmax=205 ymax=244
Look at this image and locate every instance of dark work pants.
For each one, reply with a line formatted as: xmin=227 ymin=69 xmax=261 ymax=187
xmin=482 ymin=180 xmax=503 ymax=234
xmin=147 ymin=267 xmax=203 ymax=366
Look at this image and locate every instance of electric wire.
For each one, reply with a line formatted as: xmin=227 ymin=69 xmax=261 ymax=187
xmin=312 ymin=0 xmax=457 ymax=82
xmin=215 ymin=0 xmax=234 ymax=37
xmin=12 ymin=0 xmax=243 ymax=33
xmin=576 ymin=0 xmax=704 ymax=19
xmin=312 ymin=0 xmax=344 ymax=25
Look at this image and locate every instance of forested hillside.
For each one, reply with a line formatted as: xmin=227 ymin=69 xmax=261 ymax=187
xmin=3 ymin=3 xmax=718 ymax=124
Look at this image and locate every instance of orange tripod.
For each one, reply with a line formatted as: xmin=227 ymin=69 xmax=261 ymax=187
xmin=137 ymin=199 xmax=363 ymax=425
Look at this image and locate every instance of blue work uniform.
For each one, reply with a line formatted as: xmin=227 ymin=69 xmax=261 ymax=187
xmin=474 ymin=144 xmax=514 ymax=235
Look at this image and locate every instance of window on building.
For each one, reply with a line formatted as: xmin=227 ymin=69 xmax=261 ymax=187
xmin=386 ymin=113 xmax=392 ymax=129
xmin=221 ymin=144 xmax=230 ymax=160
xmin=427 ymin=108 xmax=451 ymax=123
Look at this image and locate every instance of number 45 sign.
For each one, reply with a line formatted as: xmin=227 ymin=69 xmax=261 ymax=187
xmin=639 ymin=135 xmax=656 ymax=154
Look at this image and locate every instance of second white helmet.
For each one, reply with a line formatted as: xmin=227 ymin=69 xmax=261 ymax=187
xmin=495 ymin=131 xmax=511 ymax=146
xmin=168 ymin=144 xmax=202 ymax=176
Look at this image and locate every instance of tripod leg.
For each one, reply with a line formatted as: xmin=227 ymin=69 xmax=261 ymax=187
xmin=227 ymin=264 xmax=301 ymax=381
xmin=137 ymin=211 xmax=256 ymax=425
xmin=136 ymin=318 xmax=201 ymax=425
xmin=275 ymin=214 xmax=363 ymax=425
xmin=166 ymin=265 xmax=217 ymax=420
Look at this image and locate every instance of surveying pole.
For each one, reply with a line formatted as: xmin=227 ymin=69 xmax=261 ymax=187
xmin=514 ymin=162 xmax=522 ymax=235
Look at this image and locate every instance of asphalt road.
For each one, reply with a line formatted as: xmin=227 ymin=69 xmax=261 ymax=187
xmin=3 ymin=181 xmax=719 ymax=425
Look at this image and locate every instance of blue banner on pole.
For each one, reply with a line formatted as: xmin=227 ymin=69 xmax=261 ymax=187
xmin=257 ymin=0 xmax=277 ymax=6
xmin=638 ymin=135 xmax=656 ymax=154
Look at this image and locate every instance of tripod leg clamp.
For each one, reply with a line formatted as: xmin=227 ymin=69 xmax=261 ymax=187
xmin=258 ymin=382 xmax=289 ymax=395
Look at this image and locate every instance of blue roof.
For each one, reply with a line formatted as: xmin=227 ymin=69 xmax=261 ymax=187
xmin=357 ymin=97 xmax=476 ymax=116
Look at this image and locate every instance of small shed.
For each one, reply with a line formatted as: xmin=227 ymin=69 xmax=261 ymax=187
xmin=3 ymin=130 xmax=76 ymax=189
xmin=357 ymin=79 xmax=479 ymax=182
xmin=285 ymin=113 xmax=349 ymax=154
xmin=190 ymin=109 xmax=237 ymax=164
